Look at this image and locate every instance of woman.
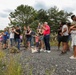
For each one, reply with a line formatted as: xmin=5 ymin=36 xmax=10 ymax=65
xmin=37 ymin=24 xmax=44 ymax=51
xmin=26 ymin=26 xmax=32 ymax=50
xmin=69 ymin=15 xmax=76 ymax=59
xmin=9 ymin=27 xmax=14 ymax=47
xmin=60 ymin=22 xmax=69 ymax=55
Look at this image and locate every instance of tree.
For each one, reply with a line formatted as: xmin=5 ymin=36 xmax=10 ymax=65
xmin=36 ymin=9 xmax=48 ymax=22
xmin=47 ymin=6 xmax=72 ymax=32
xmin=9 ymin=5 xmax=36 ymax=27
xmin=9 ymin=5 xmax=72 ymax=33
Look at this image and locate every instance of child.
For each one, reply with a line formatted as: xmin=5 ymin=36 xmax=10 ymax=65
xmin=20 ymin=34 xmax=23 ymax=43
xmin=35 ymin=33 xmax=40 ymax=53
xmin=31 ymin=33 xmax=40 ymax=53
xmin=0 ymin=33 xmax=3 ymax=49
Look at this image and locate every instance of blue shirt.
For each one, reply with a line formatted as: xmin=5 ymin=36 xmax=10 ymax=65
xmin=3 ymin=31 xmax=9 ymax=40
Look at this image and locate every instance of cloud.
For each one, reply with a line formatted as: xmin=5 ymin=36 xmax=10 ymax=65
xmin=0 ymin=13 xmax=8 ymax=18
xmin=3 ymin=9 xmax=13 ymax=13
xmin=34 ymin=1 xmax=48 ymax=10
xmin=62 ymin=7 xmax=74 ymax=13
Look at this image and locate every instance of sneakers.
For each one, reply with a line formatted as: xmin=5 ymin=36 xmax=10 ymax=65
xmin=47 ymin=50 xmax=51 ymax=53
xmin=43 ymin=50 xmax=47 ymax=52
xmin=44 ymin=50 xmax=51 ymax=53
xmin=31 ymin=47 xmax=37 ymax=53
xmin=40 ymin=49 xmax=44 ymax=52
xmin=69 ymin=56 xmax=76 ymax=59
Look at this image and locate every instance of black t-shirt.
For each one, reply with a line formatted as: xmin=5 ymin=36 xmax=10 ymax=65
xmin=14 ymin=29 xmax=21 ymax=39
xmin=26 ymin=30 xmax=31 ymax=38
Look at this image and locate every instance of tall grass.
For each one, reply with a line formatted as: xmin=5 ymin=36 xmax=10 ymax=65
xmin=4 ymin=56 xmax=22 ymax=75
xmin=0 ymin=50 xmax=22 ymax=75
xmin=0 ymin=50 xmax=5 ymax=75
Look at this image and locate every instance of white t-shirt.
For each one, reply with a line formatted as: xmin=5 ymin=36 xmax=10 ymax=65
xmin=62 ymin=25 xmax=68 ymax=36
xmin=10 ymin=32 xmax=14 ymax=39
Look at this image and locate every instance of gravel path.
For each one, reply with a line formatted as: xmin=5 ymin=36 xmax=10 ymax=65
xmin=4 ymin=46 xmax=76 ymax=75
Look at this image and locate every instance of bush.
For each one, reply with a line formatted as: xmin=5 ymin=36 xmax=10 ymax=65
xmin=9 ymin=46 xmax=19 ymax=53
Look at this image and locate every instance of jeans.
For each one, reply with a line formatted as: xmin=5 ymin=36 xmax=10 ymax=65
xmin=31 ymin=37 xmax=35 ymax=46
xmin=16 ymin=38 xmax=20 ymax=50
xmin=44 ymin=35 xmax=51 ymax=50
xmin=10 ymin=38 xmax=14 ymax=46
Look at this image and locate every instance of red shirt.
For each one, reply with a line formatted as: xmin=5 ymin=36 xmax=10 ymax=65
xmin=43 ymin=25 xmax=50 ymax=35
xmin=35 ymin=36 xmax=40 ymax=42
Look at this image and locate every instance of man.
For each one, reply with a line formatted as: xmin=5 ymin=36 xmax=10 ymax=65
xmin=3 ymin=28 xmax=8 ymax=49
xmin=14 ymin=26 xmax=21 ymax=50
xmin=42 ymin=22 xmax=51 ymax=53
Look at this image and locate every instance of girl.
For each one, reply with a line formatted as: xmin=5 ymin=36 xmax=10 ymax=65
xmin=35 ymin=33 xmax=40 ymax=52
xmin=0 ymin=33 xmax=3 ymax=49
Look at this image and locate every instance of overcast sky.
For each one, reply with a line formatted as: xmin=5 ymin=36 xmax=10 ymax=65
xmin=0 ymin=0 xmax=76 ymax=30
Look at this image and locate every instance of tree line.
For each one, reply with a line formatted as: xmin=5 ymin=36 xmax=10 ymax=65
xmin=9 ymin=4 xmax=73 ymax=33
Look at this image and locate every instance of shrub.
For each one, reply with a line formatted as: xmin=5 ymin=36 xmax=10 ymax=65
xmin=9 ymin=46 xmax=19 ymax=53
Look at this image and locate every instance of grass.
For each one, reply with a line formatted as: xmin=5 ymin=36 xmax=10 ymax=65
xmin=50 ymin=40 xmax=58 ymax=46
xmin=0 ymin=50 xmax=5 ymax=60
xmin=0 ymin=50 xmax=6 ymax=75
xmin=5 ymin=57 xmax=22 ymax=75
xmin=45 ymin=67 xmax=56 ymax=75
xmin=0 ymin=50 xmax=22 ymax=75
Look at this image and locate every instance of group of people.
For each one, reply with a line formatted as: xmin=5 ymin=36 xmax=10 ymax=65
xmin=0 ymin=15 xmax=76 ymax=59
xmin=23 ymin=22 xmax=51 ymax=53
xmin=0 ymin=22 xmax=51 ymax=53
xmin=0 ymin=26 xmax=21 ymax=51
xmin=57 ymin=15 xmax=76 ymax=59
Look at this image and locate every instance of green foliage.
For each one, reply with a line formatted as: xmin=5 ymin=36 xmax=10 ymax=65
xmin=36 ymin=9 xmax=49 ymax=22
xmin=5 ymin=57 xmax=22 ymax=75
xmin=0 ymin=50 xmax=22 ymax=75
xmin=0 ymin=30 xmax=3 ymax=32
xmin=9 ymin=5 xmax=72 ymax=33
xmin=0 ymin=50 xmax=5 ymax=75
xmin=9 ymin=46 xmax=19 ymax=53
xmin=0 ymin=50 xmax=5 ymax=60
xmin=9 ymin=4 xmax=36 ymax=27
xmin=45 ymin=68 xmax=55 ymax=75
xmin=30 ymin=20 xmax=39 ymax=31
xmin=47 ymin=6 xmax=72 ymax=32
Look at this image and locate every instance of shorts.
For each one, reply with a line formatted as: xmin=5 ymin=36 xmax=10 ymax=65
xmin=40 ymin=35 xmax=43 ymax=41
xmin=67 ymin=35 xmax=71 ymax=42
xmin=3 ymin=40 xmax=7 ymax=44
xmin=72 ymin=35 xmax=76 ymax=45
xmin=57 ymin=35 xmax=62 ymax=42
xmin=27 ymin=37 xmax=31 ymax=42
xmin=62 ymin=36 xmax=69 ymax=42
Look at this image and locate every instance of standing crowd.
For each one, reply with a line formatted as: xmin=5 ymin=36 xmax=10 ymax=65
xmin=0 ymin=15 xmax=76 ymax=59
xmin=0 ymin=22 xmax=51 ymax=53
